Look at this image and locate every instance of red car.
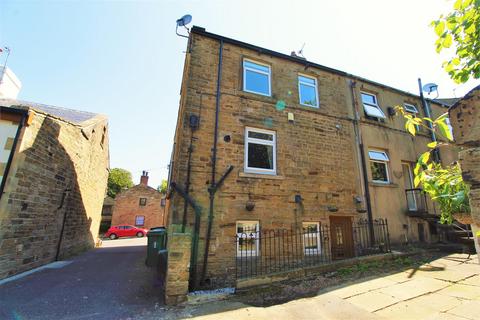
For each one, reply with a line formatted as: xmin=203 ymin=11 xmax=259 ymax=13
xmin=105 ymin=225 xmax=148 ymax=240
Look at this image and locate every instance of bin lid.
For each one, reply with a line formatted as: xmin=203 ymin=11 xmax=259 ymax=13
xmin=147 ymin=227 xmax=166 ymax=235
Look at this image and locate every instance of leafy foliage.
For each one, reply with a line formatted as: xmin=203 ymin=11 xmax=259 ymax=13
xmin=157 ymin=179 xmax=168 ymax=194
xmin=107 ymin=168 xmax=134 ymax=198
xmin=432 ymin=0 xmax=480 ymax=83
xmin=396 ymin=106 xmax=470 ymax=224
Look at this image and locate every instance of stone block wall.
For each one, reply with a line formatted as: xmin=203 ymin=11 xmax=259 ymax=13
xmin=0 ymin=108 xmax=109 ymax=279
xmin=164 ymin=230 xmax=191 ymax=305
xmin=167 ymin=29 xmax=459 ymax=289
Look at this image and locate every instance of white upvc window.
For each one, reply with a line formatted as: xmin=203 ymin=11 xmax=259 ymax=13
xmin=244 ymin=127 xmax=276 ymax=175
xmin=298 ymin=74 xmax=319 ymax=107
xmin=303 ymin=222 xmax=321 ymax=255
xmin=361 ymin=92 xmax=386 ymax=119
xmin=368 ymin=150 xmax=390 ymax=183
xmin=243 ymin=59 xmax=271 ymax=96
xmin=404 ymin=103 xmax=418 ymax=114
xmin=236 ymin=221 xmax=259 ymax=257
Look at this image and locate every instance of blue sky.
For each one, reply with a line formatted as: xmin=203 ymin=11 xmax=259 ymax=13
xmin=1 ymin=0 xmax=478 ymax=188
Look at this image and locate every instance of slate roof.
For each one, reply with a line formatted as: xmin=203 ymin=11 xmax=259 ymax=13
xmin=0 ymin=99 xmax=105 ymax=126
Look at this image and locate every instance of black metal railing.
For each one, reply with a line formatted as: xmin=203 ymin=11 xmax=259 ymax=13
xmin=405 ymin=188 xmax=428 ymax=215
xmin=235 ymin=219 xmax=390 ymax=280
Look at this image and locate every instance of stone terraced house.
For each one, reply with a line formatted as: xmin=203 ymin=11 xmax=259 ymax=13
xmin=165 ymin=26 xmax=459 ymax=291
xmin=0 ymin=98 xmax=109 ymax=280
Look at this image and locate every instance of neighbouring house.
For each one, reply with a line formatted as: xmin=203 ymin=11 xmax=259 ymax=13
xmin=0 ymin=70 xmax=109 ymax=279
xmin=165 ymin=26 xmax=460 ymax=292
xmin=110 ymin=171 xmax=166 ymax=230
xmin=100 ymin=196 xmax=115 ymax=233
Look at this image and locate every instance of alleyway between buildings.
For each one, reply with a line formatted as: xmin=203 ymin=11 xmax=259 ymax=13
xmin=0 ymin=238 xmax=162 ymax=320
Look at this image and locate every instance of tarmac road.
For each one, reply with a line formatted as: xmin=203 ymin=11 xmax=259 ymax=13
xmin=0 ymin=237 xmax=163 ymax=320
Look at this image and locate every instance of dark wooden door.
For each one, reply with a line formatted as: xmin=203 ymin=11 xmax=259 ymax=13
xmin=329 ymin=216 xmax=354 ymax=260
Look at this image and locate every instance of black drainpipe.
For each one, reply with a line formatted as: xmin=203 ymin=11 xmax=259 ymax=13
xmin=201 ymin=39 xmax=224 ymax=286
xmin=181 ymin=124 xmax=196 ymax=232
xmin=0 ymin=107 xmax=27 ymax=201
xmin=349 ymin=81 xmax=375 ymax=246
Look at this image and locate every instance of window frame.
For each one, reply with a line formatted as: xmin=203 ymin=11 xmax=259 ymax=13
xmin=244 ymin=127 xmax=277 ymax=175
xmin=368 ymin=149 xmax=390 ymax=183
xmin=360 ymin=92 xmax=386 ymax=120
xmin=135 ymin=215 xmax=145 ymax=226
xmin=139 ymin=197 xmax=147 ymax=206
xmin=302 ymin=222 xmax=321 ymax=255
xmin=298 ymin=74 xmax=319 ymax=108
xmin=242 ymin=59 xmax=272 ymax=97
xmin=236 ymin=220 xmax=259 ymax=257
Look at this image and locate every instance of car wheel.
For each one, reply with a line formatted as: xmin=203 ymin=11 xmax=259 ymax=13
xmin=136 ymin=232 xmax=144 ymax=238
xmin=109 ymin=233 xmax=118 ymax=240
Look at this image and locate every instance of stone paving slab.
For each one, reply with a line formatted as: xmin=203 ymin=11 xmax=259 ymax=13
xmin=377 ymin=277 xmax=449 ymax=300
xmin=437 ymin=283 xmax=480 ymax=300
xmin=346 ymin=291 xmax=401 ymax=312
xmin=328 ymin=277 xmax=398 ymax=299
xmin=446 ymin=300 xmax=480 ymax=319
xmin=374 ymin=299 xmax=440 ymax=319
xmin=458 ymin=275 xmax=480 ymax=287
xmin=409 ymin=292 xmax=463 ymax=313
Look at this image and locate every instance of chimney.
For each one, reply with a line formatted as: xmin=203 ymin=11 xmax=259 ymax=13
xmin=140 ymin=171 xmax=149 ymax=186
xmin=0 ymin=66 xmax=22 ymax=99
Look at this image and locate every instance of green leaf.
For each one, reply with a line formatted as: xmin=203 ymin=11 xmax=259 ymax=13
xmin=443 ymin=33 xmax=453 ymax=48
xmin=423 ymin=117 xmax=433 ymax=123
xmin=407 ymin=122 xmax=416 ymax=136
xmin=414 ymin=162 xmax=421 ymax=175
xmin=435 ymin=21 xmax=446 ymax=36
xmin=437 ymin=121 xmax=454 ymax=141
xmin=419 ymin=151 xmax=431 ymax=165
xmin=427 ymin=141 xmax=438 ymax=148
xmin=414 ymin=175 xmax=421 ymax=187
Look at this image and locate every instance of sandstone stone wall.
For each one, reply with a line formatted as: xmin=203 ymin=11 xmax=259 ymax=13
xmin=164 ymin=229 xmax=191 ymax=305
xmin=111 ymin=184 xmax=165 ymax=230
xmin=167 ymin=30 xmax=458 ymax=288
xmin=0 ymin=108 xmax=109 ymax=279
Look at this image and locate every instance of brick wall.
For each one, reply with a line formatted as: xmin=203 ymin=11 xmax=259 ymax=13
xmin=0 ymin=109 xmax=109 ymax=279
xmin=111 ymin=185 xmax=165 ymax=230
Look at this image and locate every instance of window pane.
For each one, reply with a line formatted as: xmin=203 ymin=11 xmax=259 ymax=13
xmin=248 ymin=131 xmax=273 ymax=141
xmin=245 ymin=70 xmax=269 ymax=95
xmin=248 ymin=143 xmax=274 ymax=170
xmin=244 ymin=60 xmax=269 ymax=73
xmin=299 ymin=83 xmax=318 ymax=106
xmin=363 ymin=104 xmax=386 ymax=118
xmin=368 ymin=150 xmax=389 ymax=161
xmin=299 ymin=75 xmax=315 ymax=85
xmin=371 ymin=162 xmax=388 ymax=182
xmin=361 ymin=93 xmax=376 ymax=105
xmin=237 ymin=222 xmax=257 ymax=234
xmin=404 ymin=104 xmax=418 ymax=113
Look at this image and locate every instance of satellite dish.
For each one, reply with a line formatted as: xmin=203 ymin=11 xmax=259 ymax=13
xmin=422 ymin=83 xmax=438 ymax=94
xmin=176 ymin=14 xmax=192 ymax=27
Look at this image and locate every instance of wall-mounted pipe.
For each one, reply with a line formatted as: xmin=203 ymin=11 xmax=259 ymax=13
xmin=349 ymin=80 xmax=375 ymax=246
xmin=200 ymin=39 xmax=224 ymax=287
xmin=418 ymin=78 xmax=440 ymax=162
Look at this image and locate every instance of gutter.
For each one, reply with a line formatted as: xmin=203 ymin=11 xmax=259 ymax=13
xmin=0 ymin=106 xmax=28 ymax=201
xmin=190 ymin=26 xmax=450 ymax=108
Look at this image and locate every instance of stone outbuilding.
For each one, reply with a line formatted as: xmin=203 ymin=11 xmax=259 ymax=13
xmin=0 ymin=99 xmax=109 ymax=280
xmin=110 ymin=171 xmax=166 ymax=230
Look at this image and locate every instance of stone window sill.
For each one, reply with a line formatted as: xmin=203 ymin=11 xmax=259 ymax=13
xmin=239 ymin=172 xmax=285 ymax=180
xmin=369 ymin=182 xmax=399 ymax=188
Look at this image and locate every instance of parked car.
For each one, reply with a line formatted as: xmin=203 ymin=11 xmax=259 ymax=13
xmin=105 ymin=225 xmax=148 ymax=240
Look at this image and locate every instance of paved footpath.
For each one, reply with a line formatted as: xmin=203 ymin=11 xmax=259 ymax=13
xmin=0 ymin=237 xmax=163 ymax=320
xmin=161 ymin=253 xmax=480 ymax=320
